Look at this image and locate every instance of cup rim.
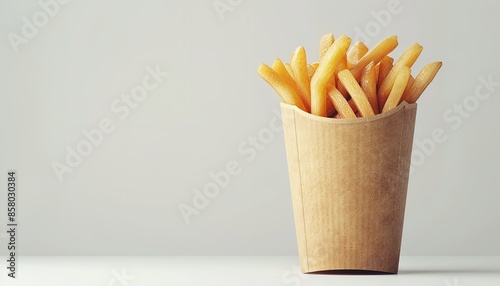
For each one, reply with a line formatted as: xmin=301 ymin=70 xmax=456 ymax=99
xmin=281 ymin=101 xmax=417 ymax=125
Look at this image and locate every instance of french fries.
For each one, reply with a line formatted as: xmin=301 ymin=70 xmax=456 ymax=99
xmin=338 ymin=70 xmax=375 ymax=117
xmin=378 ymin=43 xmax=423 ymax=108
xmin=291 ymin=47 xmax=312 ymax=111
xmin=258 ymin=33 xmax=442 ymax=119
xmin=272 ymin=58 xmax=302 ymax=100
xmin=402 ymin=75 xmax=415 ymax=101
xmin=402 ymin=62 xmax=443 ymax=103
xmin=361 ymin=61 xmax=379 ymax=114
xmin=382 ymin=66 xmax=411 ymax=112
xmin=311 ymin=34 xmax=351 ymax=116
xmin=258 ymin=64 xmax=306 ymax=111
xmin=377 ymin=56 xmax=394 ymax=87
xmin=307 ymin=64 xmax=315 ymax=79
xmin=347 ymin=41 xmax=369 ymax=69
xmin=319 ymin=34 xmax=334 ymax=61
xmin=284 ymin=63 xmax=294 ymax=80
xmin=328 ymin=87 xmax=356 ymax=119
xmin=350 ymin=35 xmax=398 ymax=80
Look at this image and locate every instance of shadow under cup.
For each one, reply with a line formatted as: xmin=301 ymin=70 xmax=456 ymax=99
xmin=281 ymin=102 xmax=417 ymax=274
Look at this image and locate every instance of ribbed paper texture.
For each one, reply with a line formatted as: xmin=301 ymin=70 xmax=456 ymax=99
xmin=281 ymin=102 xmax=417 ymax=274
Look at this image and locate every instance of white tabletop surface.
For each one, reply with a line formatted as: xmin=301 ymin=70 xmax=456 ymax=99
xmin=0 ymin=256 xmax=499 ymax=285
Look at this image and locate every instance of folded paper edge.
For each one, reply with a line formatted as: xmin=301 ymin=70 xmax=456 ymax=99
xmin=280 ymin=101 xmax=417 ymax=274
xmin=280 ymin=101 xmax=417 ymax=125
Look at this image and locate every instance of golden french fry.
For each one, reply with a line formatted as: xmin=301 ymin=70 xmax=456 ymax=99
xmin=361 ymin=61 xmax=379 ymax=114
xmin=347 ymin=41 xmax=369 ymax=69
xmin=258 ymin=64 xmax=306 ymax=111
xmin=326 ymin=93 xmax=336 ymax=116
xmin=374 ymin=60 xmax=380 ymax=80
xmin=335 ymin=55 xmax=349 ymax=96
xmin=328 ymin=80 xmax=356 ymax=112
xmin=338 ymin=69 xmax=375 ymax=117
xmin=319 ymin=33 xmax=334 ymax=61
xmin=347 ymin=98 xmax=358 ymax=113
xmin=402 ymin=62 xmax=442 ymax=103
xmin=378 ymin=43 xmax=423 ymax=107
xmin=382 ymin=66 xmax=411 ymax=112
xmin=335 ymin=55 xmax=347 ymax=74
xmin=290 ymin=47 xmax=312 ymax=111
xmin=337 ymin=83 xmax=349 ymax=98
xmin=272 ymin=58 xmax=303 ymax=101
xmin=273 ymin=58 xmax=294 ymax=83
xmin=311 ymin=34 xmax=351 ymax=117
xmin=350 ymin=35 xmax=398 ymax=80
xmin=307 ymin=64 xmax=315 ymax=79
xmin=284 ymin=63 xmax=294 ymax=80
xmin=377 ymin=56 xmax=394 ymax=87
xmin=401 ymin=75 xmax=414 ymax=103
xmin=311 ymin=62 xmax=319 ymax=70
xmin=324 ymin=83 xmax=338 ymax=116
xmin=328 ymin=87 xmax=356 ymax=119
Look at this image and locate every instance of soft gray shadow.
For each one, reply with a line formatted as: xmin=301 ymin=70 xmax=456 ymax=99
xmin=399 ymin=269 xmax=500 ymax=275
xmin=308 ymin=269 xmax=396 ymax=275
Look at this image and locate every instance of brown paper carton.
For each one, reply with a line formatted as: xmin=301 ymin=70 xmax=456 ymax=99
xmin=281 ymin=102 xmax=417 ymax=274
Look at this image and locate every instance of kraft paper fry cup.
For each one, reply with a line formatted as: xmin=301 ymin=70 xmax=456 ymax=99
xmin=281 ymin=102 xmax=417 ymax=274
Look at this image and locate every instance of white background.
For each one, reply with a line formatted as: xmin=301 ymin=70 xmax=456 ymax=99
xmin=0 ymin=0 xmax=499 ymax=256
